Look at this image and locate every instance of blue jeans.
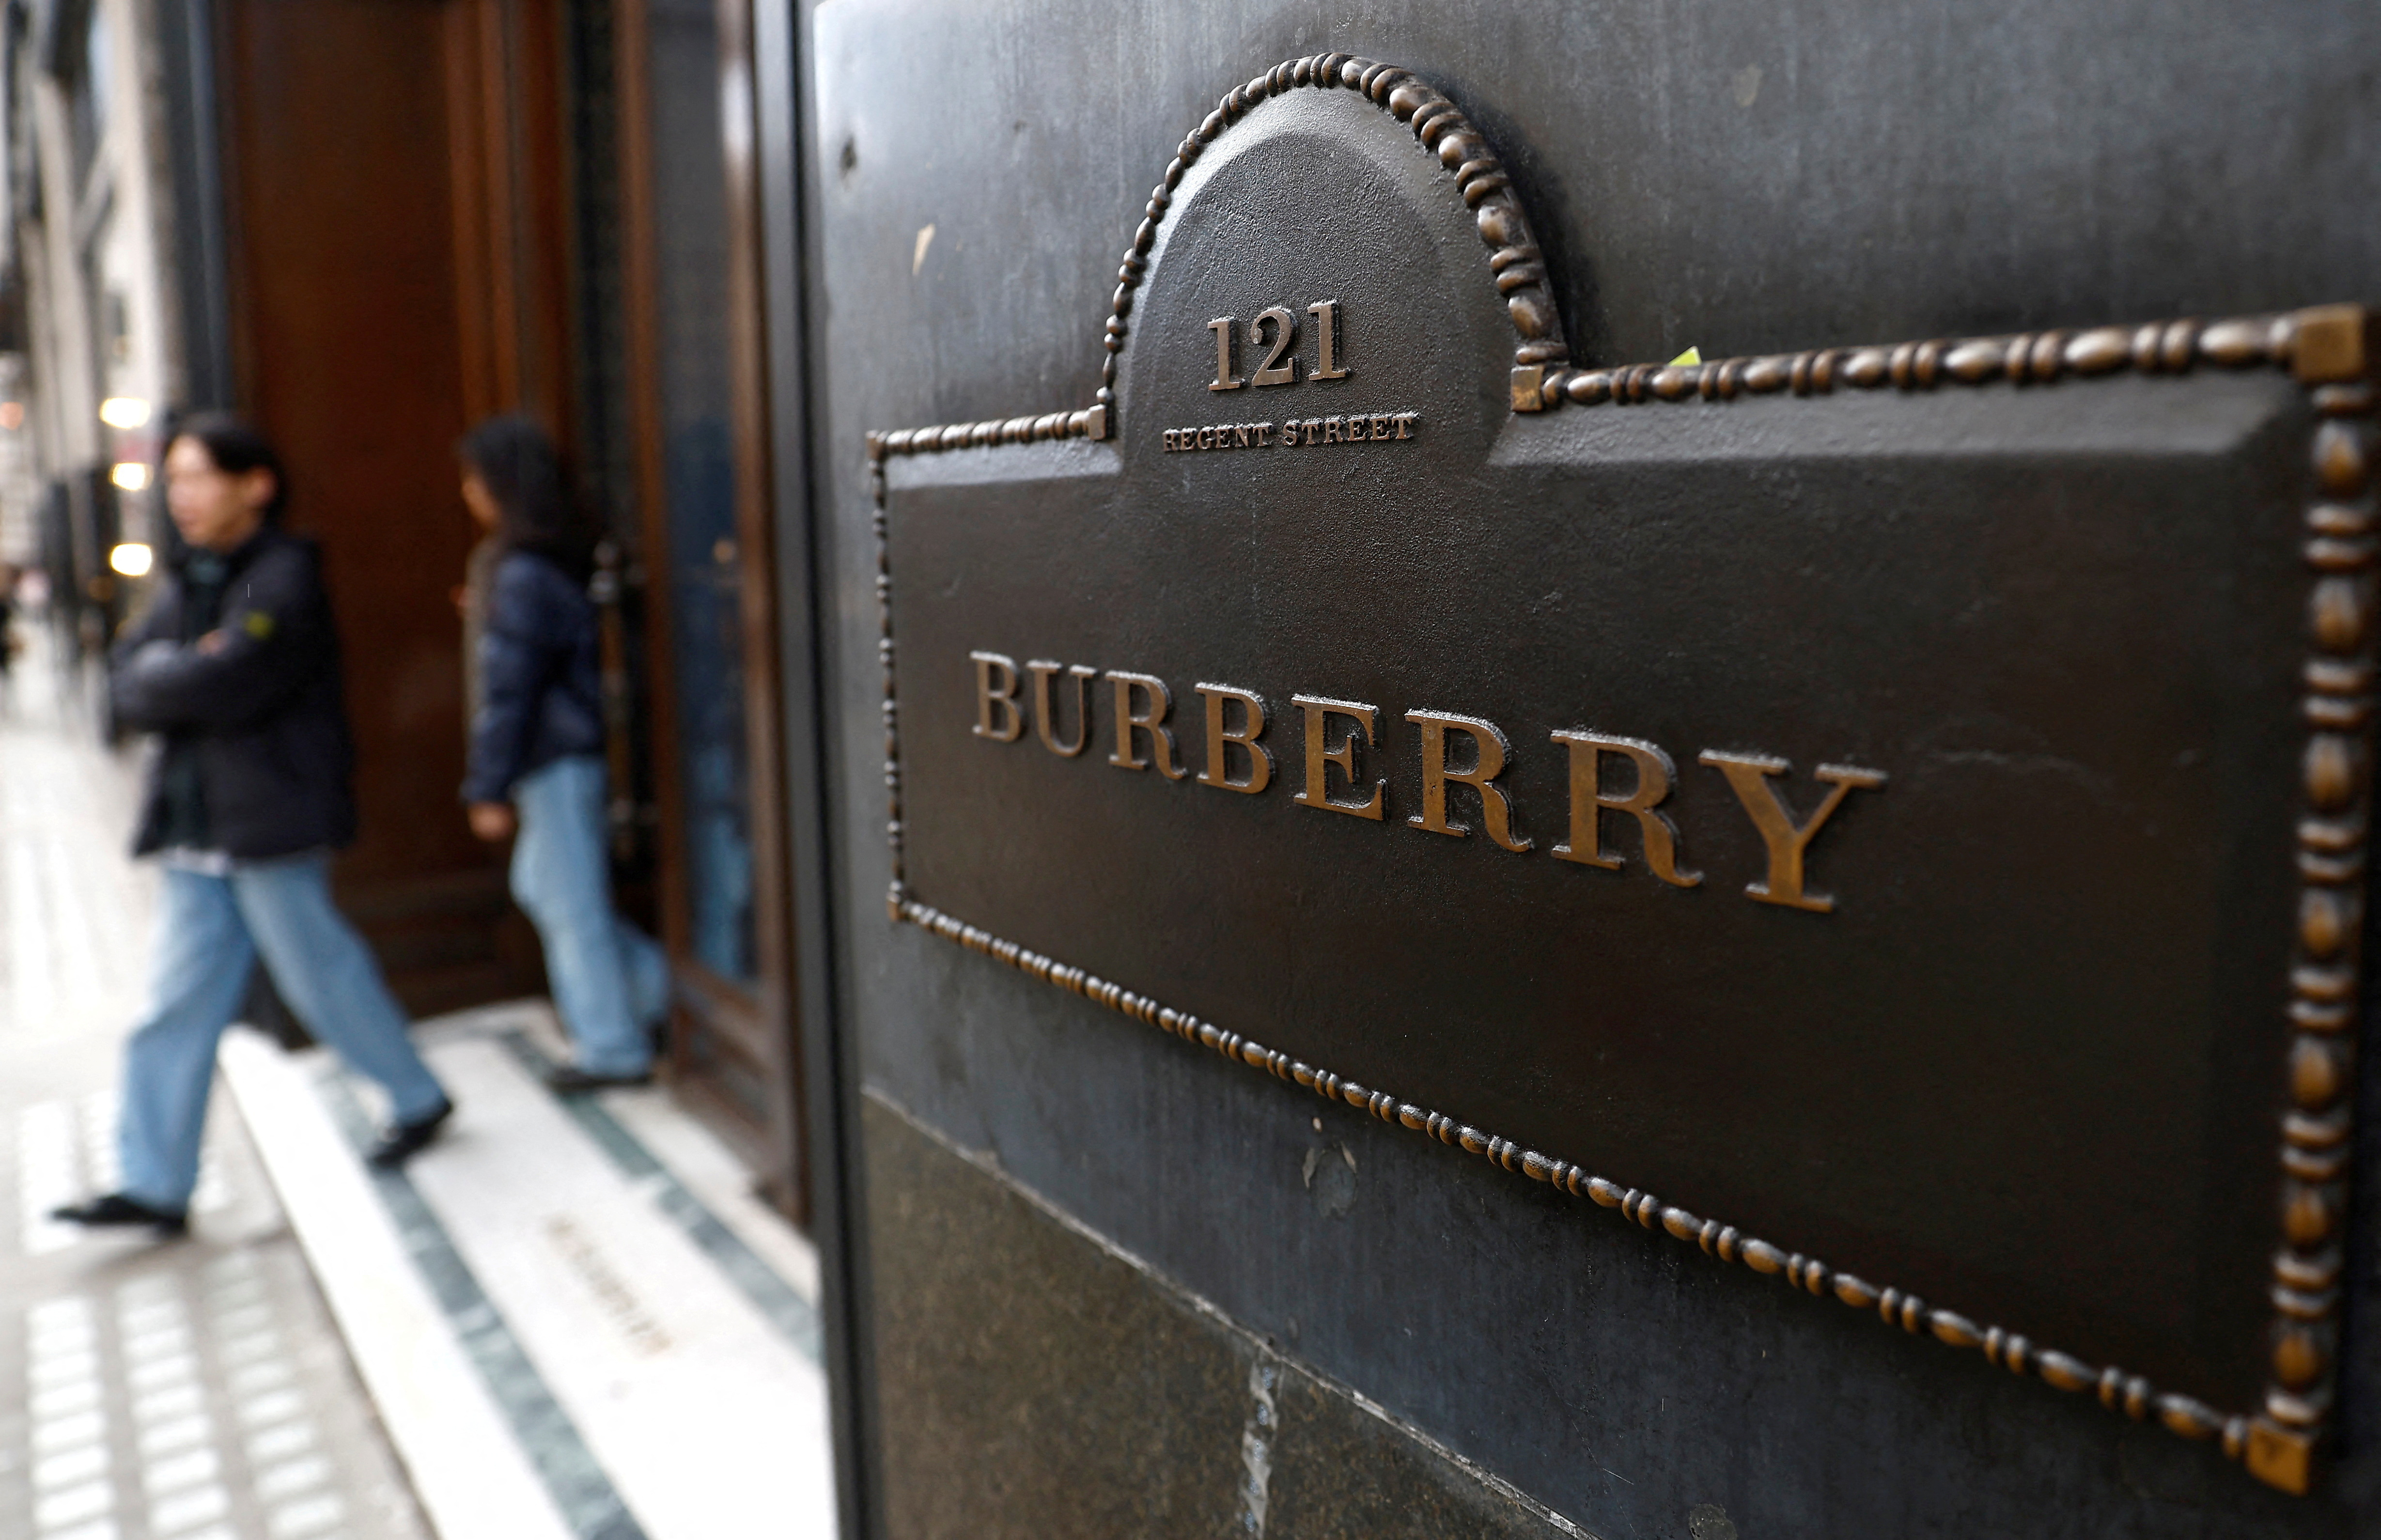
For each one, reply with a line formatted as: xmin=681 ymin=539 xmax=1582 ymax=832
xmin=510 ymin=755 xmax=669 ymax=1076
xmin=122 ymin=855 xmax=450 ymax=1210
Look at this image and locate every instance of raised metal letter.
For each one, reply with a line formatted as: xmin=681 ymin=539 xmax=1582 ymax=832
xmin=1406 ymin=710 xmax=1530 ymax=853
xmin=1551 ymin=731 xmax=1701 ymax=887
xmin=1699 ymin=751 xmax=1887 ymax=913
xmin=1195 ymin=684 xmax=1273 ymax=794
xmin=1107 ymin=671 xmax=1189 ymax=779
xmin=971 ymin=651 xmax=1024 ymax=742
xmin=1028 ymin=659 xmax=1098 ymax=757
xmin=1292 ymin=696 xmax=1385 ymax=819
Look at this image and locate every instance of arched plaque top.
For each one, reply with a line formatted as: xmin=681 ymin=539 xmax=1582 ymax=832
xmin=862 ymin=54 xmax=1567 ymax=462
xmin=1093 ymin=54 xmax=1569 ymax=419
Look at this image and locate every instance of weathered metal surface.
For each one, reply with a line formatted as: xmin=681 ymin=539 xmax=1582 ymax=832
xmin=861 ymin=1092 xmax=1582 ymax=1540
xmin=871 ymin=66 xmax=2373 ymax=1483
xmin=792 ymin=3 xmax=2381 ymax=1533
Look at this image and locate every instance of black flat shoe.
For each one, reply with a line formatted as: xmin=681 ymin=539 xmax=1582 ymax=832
xmin=545 ymin=1065 xmax=651 ymax=1096
xmin=52 ymin=1193 xmax=188 ymax=1237
xmin=368 ymin=1099 xmax=453 ymax=1168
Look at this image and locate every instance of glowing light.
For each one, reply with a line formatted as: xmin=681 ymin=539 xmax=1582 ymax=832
xmin=99 ymin=397 xmax=152 ymax=429
xmin=110 ymin=461 xmax=150 ymax=491
xmin=109 ymin=543 xmax=154 ymax=577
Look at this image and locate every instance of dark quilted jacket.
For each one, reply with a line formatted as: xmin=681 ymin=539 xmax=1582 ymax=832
xmin=113 ymin=529 xmax=359 ymax=860
xmin=461 ymin=549 xmax=604 ymax=804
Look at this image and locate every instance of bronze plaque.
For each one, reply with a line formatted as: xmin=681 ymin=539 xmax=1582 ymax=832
xmin=864 ymin=55 xmax=2377 ymax=1493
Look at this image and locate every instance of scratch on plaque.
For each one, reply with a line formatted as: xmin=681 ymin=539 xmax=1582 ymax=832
xmin=1304 ymin=1144 xmax=1358 ymax=1217
xmin=1687 ymin=1503 xmax=1739 ymax=1540
xmin=1926 ymin=747 xmax=2113 ymax=803
xmin=1238 ymin=1356 xmax=1278 ymax=1536
xmin=912 ymin=222 xmax=936 ymax=276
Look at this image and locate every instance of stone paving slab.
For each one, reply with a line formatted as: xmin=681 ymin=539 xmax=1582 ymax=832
xmin=224 ymin=1006 xmax=837 ymax=1540
xmin=0 ymin=640 xmax=434 ymax=1540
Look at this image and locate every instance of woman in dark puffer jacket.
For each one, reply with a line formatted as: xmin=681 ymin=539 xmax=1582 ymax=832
xmin=457 ymin=417 xmax=669 ymax=1091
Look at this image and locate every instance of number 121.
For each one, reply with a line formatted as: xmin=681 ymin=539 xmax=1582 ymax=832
xmin=1208 ymin=301 xmax=1350 ymax=391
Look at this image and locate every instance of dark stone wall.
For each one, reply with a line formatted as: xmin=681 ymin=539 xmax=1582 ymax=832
xmin=863 ymin=1094 xmax=1581 ymax=1540
xmin=792 ymin=2 xmax=2381 ymax=1534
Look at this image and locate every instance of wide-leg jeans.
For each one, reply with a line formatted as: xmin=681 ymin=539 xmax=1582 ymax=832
xmin=509 ymin=754 xmax=669 ymax=1076
xmin=121 ymin=854 xmax=450 ymax=1210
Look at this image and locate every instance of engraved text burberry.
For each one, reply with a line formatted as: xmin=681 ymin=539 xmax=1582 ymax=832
xmin=971 ymin=649 xmax=1886 ymax=913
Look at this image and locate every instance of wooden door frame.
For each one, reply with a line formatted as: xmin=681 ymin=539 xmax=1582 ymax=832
xmin=443 ymin=0 xmax=576 ymax=447
xmin=615 ymin=0 xmax=808 ymax=1220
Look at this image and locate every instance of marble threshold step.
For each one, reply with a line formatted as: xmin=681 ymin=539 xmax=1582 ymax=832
xmin=219 ymin=1002 xmax=836 ymax=1540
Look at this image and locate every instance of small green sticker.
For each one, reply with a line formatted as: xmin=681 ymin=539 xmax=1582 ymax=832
xmin=1668 ymin=345 xmax=1704 ymax=367
xmin=241 ymin=610 xmax=275 ymax=640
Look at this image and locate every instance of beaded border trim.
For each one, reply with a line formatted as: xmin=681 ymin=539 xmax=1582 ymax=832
xmin=1516 ymin=308 xmax=2348 ymax=415
xmin=856 ymin=51 xmax=2378 ymax=1495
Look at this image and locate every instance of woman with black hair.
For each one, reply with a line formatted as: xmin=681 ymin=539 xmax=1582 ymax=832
xmin=458 ymin=416 xmax=669 ymax=1092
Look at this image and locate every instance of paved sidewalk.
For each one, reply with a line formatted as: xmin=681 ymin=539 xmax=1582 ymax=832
xmin=0 ymin=625 xmax=837 ymax=1540
xmin=0 ymin=633 xmax=430 ymax=1540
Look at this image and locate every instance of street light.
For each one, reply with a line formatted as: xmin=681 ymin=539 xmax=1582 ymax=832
xmin=110 ymin=462 xmax=149 ymax=491
xmin=109 ymin=543 xmax=153 ymax=577
xmin=99 ymin=397 xmax=152 ymax=429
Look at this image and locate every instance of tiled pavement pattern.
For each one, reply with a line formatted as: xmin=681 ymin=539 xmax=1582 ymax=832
xmin=0 ymin=1238 xmax=430 ymax=1540
xmin=0 ymin=634 xmax=432 ymax=1540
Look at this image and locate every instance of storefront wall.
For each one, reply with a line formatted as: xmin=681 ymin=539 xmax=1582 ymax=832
xmin=777 ymin=3 xmax=2381 ymax=1536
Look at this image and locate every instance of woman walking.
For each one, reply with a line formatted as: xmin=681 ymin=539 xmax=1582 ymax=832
xmin=458 ymin=417 xmax=669 ymax=1092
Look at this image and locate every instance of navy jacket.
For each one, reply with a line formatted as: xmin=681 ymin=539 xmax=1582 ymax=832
xmin=462 ymin=549 xmax=604 ymax=804
xmin=112 ymin=529 xmax=359 ymax=860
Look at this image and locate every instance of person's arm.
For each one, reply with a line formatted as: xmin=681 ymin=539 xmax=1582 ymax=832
xmin=460 ymin=556 xmax=555 ymax=809
xmin=107 ymin=581 xmax=179 ymax=666
xmin=110 ymin=547 xmax=326 ymax=731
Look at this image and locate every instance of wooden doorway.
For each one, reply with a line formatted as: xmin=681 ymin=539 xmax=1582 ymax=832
xmin=616 ymin=0 xmax=807 ymax=1220
xmin=215 ymin=0 xmax=576 ymax=1013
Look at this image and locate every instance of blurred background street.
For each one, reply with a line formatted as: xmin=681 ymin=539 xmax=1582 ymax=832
xmin=0 ymin=0 xmax=840 ymax=1529
xmin=0 ymin=628 xmax=432 ymax=1540
xmin=0 ymin=625 xmax=834 ymax=1540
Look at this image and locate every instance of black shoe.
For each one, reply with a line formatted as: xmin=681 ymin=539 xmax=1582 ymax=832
xmin=52 ymin=1192 xmax=188 ymax=1237
xmin=368 ymin=1099 xmax=453 ymax=1168
xmin=545 ymin=1065 xmax=652 ymax=1096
